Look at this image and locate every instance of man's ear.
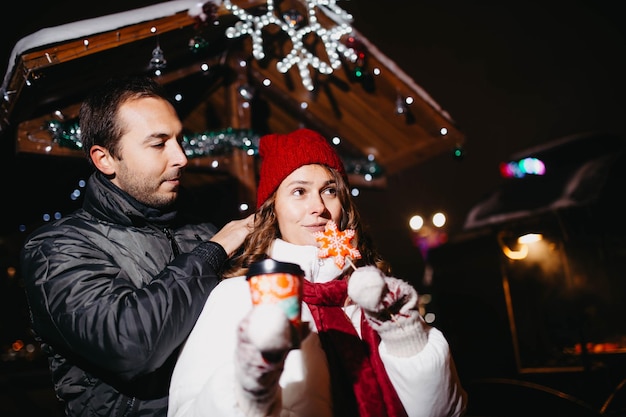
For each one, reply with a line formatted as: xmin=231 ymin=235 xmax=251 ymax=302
xmin=90 ymin=145 xmax=115 ymax=175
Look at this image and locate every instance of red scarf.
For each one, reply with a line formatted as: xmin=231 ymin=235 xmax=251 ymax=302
xmin=302 ymin=279 xmax=408 ymax=417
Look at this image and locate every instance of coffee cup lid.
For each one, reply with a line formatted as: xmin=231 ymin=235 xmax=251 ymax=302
xmin=246 ymin=258 xmax=304 ymax=278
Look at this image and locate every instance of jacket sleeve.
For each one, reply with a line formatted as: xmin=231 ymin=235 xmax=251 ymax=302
xmin=379 ymin=326 xmax=468 ymax=417
xmin=20 ymin=226 xmax=227 ymax=381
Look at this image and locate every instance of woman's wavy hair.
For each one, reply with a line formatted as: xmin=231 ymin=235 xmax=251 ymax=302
xmin=223 ymin=166 xmax=391 ymax=278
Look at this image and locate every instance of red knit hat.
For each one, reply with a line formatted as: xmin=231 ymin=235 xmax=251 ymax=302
xmin=256 ymin=128 xmax=347 ymax=208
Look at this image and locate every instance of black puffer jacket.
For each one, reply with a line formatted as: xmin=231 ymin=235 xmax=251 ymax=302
xmin=20 ymin=171 xmax=227 ymax=416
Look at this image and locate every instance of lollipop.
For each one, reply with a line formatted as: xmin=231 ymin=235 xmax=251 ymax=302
xmin=316 ymin=221 xmax=403 ymax=326
xmin=314 ymin=220 xmax=361 ymax=269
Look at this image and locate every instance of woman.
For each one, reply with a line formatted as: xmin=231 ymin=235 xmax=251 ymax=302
xmin=168 ymin=128 xmax=467 ymax=417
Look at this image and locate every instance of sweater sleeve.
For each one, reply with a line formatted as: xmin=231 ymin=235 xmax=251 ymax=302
xmin=168 ymin=277 xmax=254 ymax=417
xmin=379 ymin=326 xmax=468 ymax=417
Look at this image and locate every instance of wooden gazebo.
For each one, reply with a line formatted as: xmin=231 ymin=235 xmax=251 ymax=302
xmin=0 ymin=0 xmax=464 ymax=211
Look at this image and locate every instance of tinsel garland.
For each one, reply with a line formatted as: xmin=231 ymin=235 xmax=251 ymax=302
xmin=45 ymin=119 xmax=383 ymax=178
xmin=183 ymin=128 xmax=260 ymax=157
xmin=46 ymin=120 xmax=83 ymax=150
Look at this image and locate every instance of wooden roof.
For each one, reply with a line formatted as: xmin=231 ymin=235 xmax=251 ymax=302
xmin=0 ymin=0 xmax=464 ymax=202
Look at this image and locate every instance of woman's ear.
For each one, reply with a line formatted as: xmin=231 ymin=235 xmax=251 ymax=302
xmin=90 ymin=145 xmax=115 ymax=175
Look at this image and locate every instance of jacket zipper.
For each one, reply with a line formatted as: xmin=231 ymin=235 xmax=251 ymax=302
xmin=163 ymin=228 xmax=181 ymax=256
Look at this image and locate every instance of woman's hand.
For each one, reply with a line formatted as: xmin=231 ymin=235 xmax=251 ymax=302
xmin=348 ymin=266 xmax=428 ymax=357
xmin=234 ymin=304 xmax=292 ymax=416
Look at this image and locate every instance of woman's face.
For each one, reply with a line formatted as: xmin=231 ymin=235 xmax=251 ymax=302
xmin=274 ymin=164 xmax=343 ymax=246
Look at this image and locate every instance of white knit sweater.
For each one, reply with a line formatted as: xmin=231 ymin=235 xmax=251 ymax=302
xmin=168 ymin=239 xmax=467 ymax=417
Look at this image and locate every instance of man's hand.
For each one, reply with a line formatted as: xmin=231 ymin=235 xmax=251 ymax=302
xmin=210 ymin=213 xmax=254 ymax=256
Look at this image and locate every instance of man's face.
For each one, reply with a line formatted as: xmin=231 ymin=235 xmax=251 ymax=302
xmin=109 ymin=96 xmax=187 ymax=208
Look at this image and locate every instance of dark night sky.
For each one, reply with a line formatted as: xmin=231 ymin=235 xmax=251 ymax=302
xmin=342 ymin=0 xmax=626 ymax=280
xmin=1 ymin=0 xmax=625 ymax=282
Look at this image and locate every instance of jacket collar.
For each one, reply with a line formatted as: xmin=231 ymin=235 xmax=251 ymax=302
xmin=82 ymin=171 xmax=177 ymax=227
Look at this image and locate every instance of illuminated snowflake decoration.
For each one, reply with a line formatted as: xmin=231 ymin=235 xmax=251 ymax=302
xmin=314 ymin=220 xmax=362 ymax=269
xmin=223 ymin=0 xmax=357 ymax=91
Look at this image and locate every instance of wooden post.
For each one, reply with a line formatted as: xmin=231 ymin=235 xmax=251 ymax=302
xmin=224 ymin=49 xmax=257 ymax=209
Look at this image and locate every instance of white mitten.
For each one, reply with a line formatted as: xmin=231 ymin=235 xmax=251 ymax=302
xmin=348 ymin=266 xmax=429 ymax=357
xmin=234 ymin=304 xmax=292 ymax=417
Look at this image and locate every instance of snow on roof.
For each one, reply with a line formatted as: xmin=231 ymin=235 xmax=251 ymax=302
xmin=1 ymin=0 xmax=205 ymax=93
xmin=1 ymin=0 xmax=453 ymax=124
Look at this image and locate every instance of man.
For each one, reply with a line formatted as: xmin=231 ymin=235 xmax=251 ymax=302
xmin=20 ymin=75 xmax=253 ymax=416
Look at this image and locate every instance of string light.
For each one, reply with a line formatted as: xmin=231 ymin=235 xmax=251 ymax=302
xmin=453 ymin=146 xmax=464 ymax=160
xmin=500 ymin=157 xmax=546 ymax=178
xmin=222 ymin=0 xmax=356 ymax=91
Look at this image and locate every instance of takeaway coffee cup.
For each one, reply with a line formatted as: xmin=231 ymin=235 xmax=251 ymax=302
xmin=246 ymin=258 xmax=304 ymax=341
